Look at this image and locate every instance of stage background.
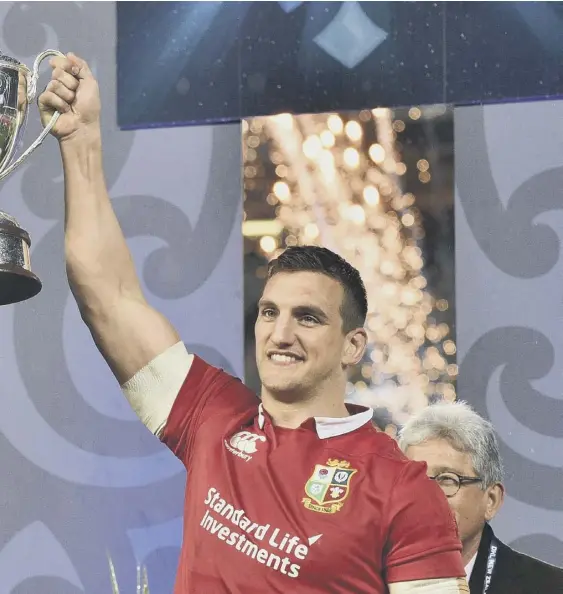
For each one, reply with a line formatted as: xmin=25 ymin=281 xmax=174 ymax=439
xmin=455 ymin=101 xmax=563 ymax=565
xmin=0 ymin=2 xmax=242 ymax=592
xmin=0 ymin=2 xmax=561 ymax=592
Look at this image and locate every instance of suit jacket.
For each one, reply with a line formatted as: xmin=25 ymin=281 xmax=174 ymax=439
xmin=469 ymin=523 xmax=563 ymax=594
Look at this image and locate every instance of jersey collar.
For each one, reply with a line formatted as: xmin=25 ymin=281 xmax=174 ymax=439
xmin=257 ymin=403 xmax=373 ymax=438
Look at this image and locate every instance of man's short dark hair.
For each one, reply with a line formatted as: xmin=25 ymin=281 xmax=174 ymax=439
xmin=267 ymin=246 xmax=368 ymax=332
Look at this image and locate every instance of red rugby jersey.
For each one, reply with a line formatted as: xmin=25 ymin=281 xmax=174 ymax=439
xmin=162 ymin=356 xmax=464 ymax=593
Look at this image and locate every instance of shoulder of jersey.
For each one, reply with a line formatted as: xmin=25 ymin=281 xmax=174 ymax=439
xmin=334 ymin=423 xmax=412 ymax=466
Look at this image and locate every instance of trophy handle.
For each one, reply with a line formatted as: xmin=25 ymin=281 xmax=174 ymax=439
xmin=0 ymin=49 xmax=65 ymax=182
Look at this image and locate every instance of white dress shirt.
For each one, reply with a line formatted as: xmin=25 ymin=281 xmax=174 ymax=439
xmin=465 ymin=552 xmax=477 ymax=579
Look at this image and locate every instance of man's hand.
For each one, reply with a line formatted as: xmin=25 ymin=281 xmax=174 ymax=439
xmin=38 ymin=52 xmax=100 ymax=142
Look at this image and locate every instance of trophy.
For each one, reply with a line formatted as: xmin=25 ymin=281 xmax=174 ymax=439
xmin=0 ymin=49 xmax=64 ymax=305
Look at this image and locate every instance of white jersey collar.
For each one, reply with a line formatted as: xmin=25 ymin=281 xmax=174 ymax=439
xmin=257 ymin=403 xmax=373 ymax=438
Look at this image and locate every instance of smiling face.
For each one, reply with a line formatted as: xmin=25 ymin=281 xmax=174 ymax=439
xmin=255 ymin=271 xmax=366 ymax=401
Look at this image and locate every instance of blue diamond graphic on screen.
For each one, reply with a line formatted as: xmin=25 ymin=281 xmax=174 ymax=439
xmin=314 ymin=2 xmax=388 ymax=69
xmin=278 ymin=1 xmax=304 ymax=13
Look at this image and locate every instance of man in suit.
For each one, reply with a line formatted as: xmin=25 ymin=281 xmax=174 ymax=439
xmin=399 ymin=401 xmax=563 ymax=594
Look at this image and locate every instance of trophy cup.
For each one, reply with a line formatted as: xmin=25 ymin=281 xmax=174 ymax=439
xmin=0 ymin=49 xmax=64 ymax=305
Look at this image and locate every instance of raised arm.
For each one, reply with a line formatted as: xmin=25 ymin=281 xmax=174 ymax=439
xmin=38 ymin=53 xmax=180 ymax=385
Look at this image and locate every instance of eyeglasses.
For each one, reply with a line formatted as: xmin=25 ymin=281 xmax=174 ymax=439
xmin=430 ymin=472 xmax=483 ymax=497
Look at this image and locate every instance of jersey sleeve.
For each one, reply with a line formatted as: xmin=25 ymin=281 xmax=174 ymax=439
xmin=160 ymin=351 xmax=258 ymax=465
xmin=383 ymin=460 xmax=465 ymax=584
xmin=122 ymin=342 xmax=258 ymax=466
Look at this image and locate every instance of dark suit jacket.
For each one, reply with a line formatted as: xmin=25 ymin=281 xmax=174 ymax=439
xmin=469 ymin=523 xmax=563 ymax=594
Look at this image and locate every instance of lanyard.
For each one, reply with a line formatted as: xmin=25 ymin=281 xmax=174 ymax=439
xmin=482 ymin=537 xmax=498 ymax=593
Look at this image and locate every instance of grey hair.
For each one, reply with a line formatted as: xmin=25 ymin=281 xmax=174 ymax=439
xmin=398 ymin=401 xmax=504 ymax=488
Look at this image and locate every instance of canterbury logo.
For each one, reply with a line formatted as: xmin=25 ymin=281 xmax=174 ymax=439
xmin=224 ymin=431 xmax=266 ymax=462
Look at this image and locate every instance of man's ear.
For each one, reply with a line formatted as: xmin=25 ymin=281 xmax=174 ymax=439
xmin=342 ymin=328 xmax=368 ymax=367
xmin=485 ymin=483 xmax=505 ymax=522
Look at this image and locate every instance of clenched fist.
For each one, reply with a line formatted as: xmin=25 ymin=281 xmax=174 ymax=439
xmin=38 ymin=52 xmax=100 ymax=141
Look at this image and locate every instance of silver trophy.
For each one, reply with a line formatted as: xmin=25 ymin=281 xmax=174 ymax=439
xmin=0 ymin=49 xmax=64 ymax=305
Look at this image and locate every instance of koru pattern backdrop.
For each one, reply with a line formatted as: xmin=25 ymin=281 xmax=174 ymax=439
xmin=0 ymin=2 xmax=242 ymax=592
xmin=455 ymin=102 xmax=563 ymax=566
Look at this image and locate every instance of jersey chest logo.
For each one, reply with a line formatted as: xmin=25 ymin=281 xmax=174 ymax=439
xmin=302 ymin=459 xmax=357 ymax=514
xmin=224 ymin=430 xmax=266 ymax=462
